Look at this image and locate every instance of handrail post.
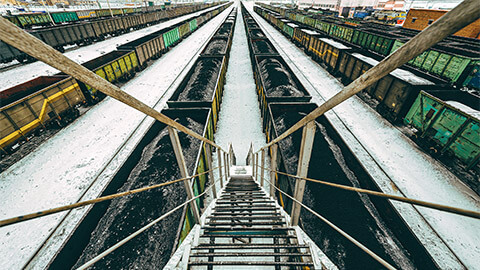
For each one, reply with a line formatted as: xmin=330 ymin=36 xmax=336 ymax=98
xmin=255 ymin=152 xmax=259 ymax=182
xmin=217 ymin=148 xmax=224 ymax=188
xmin=168 ymin=127 xmax=201 ymax=224
xmin=291 ymin=121 xmax=316 ymax=226
xmin=223 ymin=151 xmax=229 ymax=181
xmin=205 ymin=144 xmax=217 ymax=199
xmin=260 ymin=148 xmax=265 ymax=187
xmin=270 ymin=144 xmax=278 ymax=198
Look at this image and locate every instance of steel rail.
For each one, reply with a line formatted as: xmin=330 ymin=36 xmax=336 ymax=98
xmin=0 ymin=167 xmax=219 ymax=228
xmin=76 ymin=176 xmax=222 ymax=270
xmin=256 ymin=164 xmax=480 ymax=219
xmin=0 ymin=16 xmax=226 ymax=153
xmin=254 ymin=0 xmax=480 ymax=152
xmin=262 ymin=177 xmax=397 ymax=270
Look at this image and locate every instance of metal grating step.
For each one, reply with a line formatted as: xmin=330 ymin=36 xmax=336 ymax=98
xmin=190 ymin=252 xmax=311 ymax=257
xmin=188 ymin=175 xmax=315 ymax=269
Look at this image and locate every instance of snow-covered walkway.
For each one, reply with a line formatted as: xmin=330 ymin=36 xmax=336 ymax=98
xmin=245 ymin=2 xmax=480 ymax=269
xmin=209 ymin=3 xmax=271 ymax=201
xmin=0 ymin=4 xmax=225 ymax=90
xmin=0 ymin=6 xmax=232 ymax=269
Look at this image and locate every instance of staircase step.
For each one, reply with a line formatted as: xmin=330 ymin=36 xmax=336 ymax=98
xmin=200 ymin=234 xmax=296 ymax=238
xmin=190 ymin=252 xmax=311 ymax=257
xmin=193 ymin=244 xmax=310 ymax=249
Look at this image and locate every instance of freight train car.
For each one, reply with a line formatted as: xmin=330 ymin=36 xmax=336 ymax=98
xmin=255 ymin=3 xmax=480 ymax=169
xmin=0 ymin=3 xmax=231 ymax=156
xmin=255 ymin=4 xmax=480 ymax=90
xmin=171 ymin=7 xmax=237 ymax=247
xmin=0 ymin=76 xmax=85 ymax=152
xmin=0 ymin=2 xmax=225 ymax=64
xmin=404 ymin=90 xmax=480 ymax=169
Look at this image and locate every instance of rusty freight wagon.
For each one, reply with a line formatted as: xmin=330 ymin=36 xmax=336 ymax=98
xmin=0 ymin=76 xmax=85 ymax=152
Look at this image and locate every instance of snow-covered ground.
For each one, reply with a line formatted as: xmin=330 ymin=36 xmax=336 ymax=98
xmin=0 ymin=4 xmax=225 ymax=90
xmin=0 ymin=6 xmax=232 ymax=269
xmin=245 ymin=2 xmax=480 ymax=269
xmin=210 ymin=4 xmax=271 ymax=199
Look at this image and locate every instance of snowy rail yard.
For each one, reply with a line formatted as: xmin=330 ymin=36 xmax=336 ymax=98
xmin=1 ymin=0 xmax=479 ymax=269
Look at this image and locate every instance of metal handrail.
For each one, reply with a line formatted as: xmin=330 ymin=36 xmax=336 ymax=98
xmin=254 ymin=164 xmax=480 ymax=220
xmin=262 ymin=176 xmax=397 ymax=270
xmin=0 ymin=167 xmax=220 ymax=228
xmin=0 ymin=13 xmax=227 ymax=154
xmin=77 ymin=176 xmax=224 ymax=270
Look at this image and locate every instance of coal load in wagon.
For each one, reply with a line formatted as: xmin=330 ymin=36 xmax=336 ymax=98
xmin=203 ymin=39 xmax=227 ymax=55
xmin=259 ymin=58 xmax=303 ymax=97
xmin=214 ymin=22 xmax=233 ymax=38
xmin=250 ymin=28 xmax=265 ymax=38
xmin=269 ymin=103 xmax=421 ymax=269
xmin=72 ymin=116 xmax=204 ymax=269
xmin=178 ymin=58 xmax=222 ymax=101
xmin=252 ymin=39 xmax=277 ymax=54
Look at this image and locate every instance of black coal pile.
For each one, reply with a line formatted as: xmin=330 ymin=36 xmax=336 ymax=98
xmin=73 ymin=117 xmax=204 ymax=269
xmin=273 ymin=111 xmax=422 ymax=270
xmin=215 ymin=23 xmax=233 ymax=38
xmin=258 ymin=58 xmax=303 ymax=97
xmin=178 ymin=58 xmax=221 ymax=101
xmin=203 ymin=39 xmax=227 ymax=55
xmin=252 ymin=40 xmax=276 ymax=54
xmin=249 ymin=29 xmax=265 ymax=38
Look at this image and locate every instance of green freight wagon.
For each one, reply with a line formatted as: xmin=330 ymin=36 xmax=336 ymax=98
xmin=51 ymin=12 xmax=79 ymax=24
xmin=304 ymin=16 xmax=316 ymax=28
xmin=351 ymin=29 xmax=396 ymax=56
xmin=189 ymin=18 xmax=198 ymax=31
xmin=328 ymin=24 xmax=354 ymax=42
xmin=296 ymin=14 xmax=306 ymax=24
xmin=404 ymin=90 xmax=480 ymax=169
xmin=3 ymin=16 xmax=22 ymax=27
xmin=462 ymin=61 xmax=480 ymax=89
xmin=163 ymin=27 xmax=180 ymax=48
xmin=390 ymin=40 xmax=478 ymax=86
xmin=314 ymin=19 xmax=331 ymax=34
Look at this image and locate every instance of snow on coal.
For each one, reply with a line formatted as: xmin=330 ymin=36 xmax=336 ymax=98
xmin=250 ymin=29 xmax=265 ymax=38
xmin=215 ymin=22 xmax=233 ymax=38
xmin=259 ymin=58 xmax=303 ymax=97
xmin=252 ymin=40 xmax=276 ymax=54
xmin=178 ymin=58 xmax=222 ymax=101
xmin=204 ymin=39 xmax=228 ymax=55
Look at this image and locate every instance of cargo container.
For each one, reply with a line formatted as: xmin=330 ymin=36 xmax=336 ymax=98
xmin=167 ymin=56 xmax=228 ymax=129
xmin=79 ymin=50 xmax=138 ymax=101
xmin=404 ymin=90 xmax=480 ymax=168
xmin=163 ymin=26 xmax=180 ymax=48
xmin=390 ymin=38 xmax=479 ymax=87
xmin=117 ymin=31 xmax=166 ymax=69
xmin=0 ymin=76 xmax=85 ymax=152
xmin=293 ymin=28 xmax=321 ymax=51
xmin=51 ymin=12 xmax=79 ymax=24
xmin=309 ymin=37 xmax=351 ymax=74
xmin=253 ymin=55 xmax=312 ymax=128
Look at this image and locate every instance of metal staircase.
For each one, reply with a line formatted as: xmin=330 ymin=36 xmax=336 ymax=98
xmin=187 ymin=168 xmax=315 ymax=269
